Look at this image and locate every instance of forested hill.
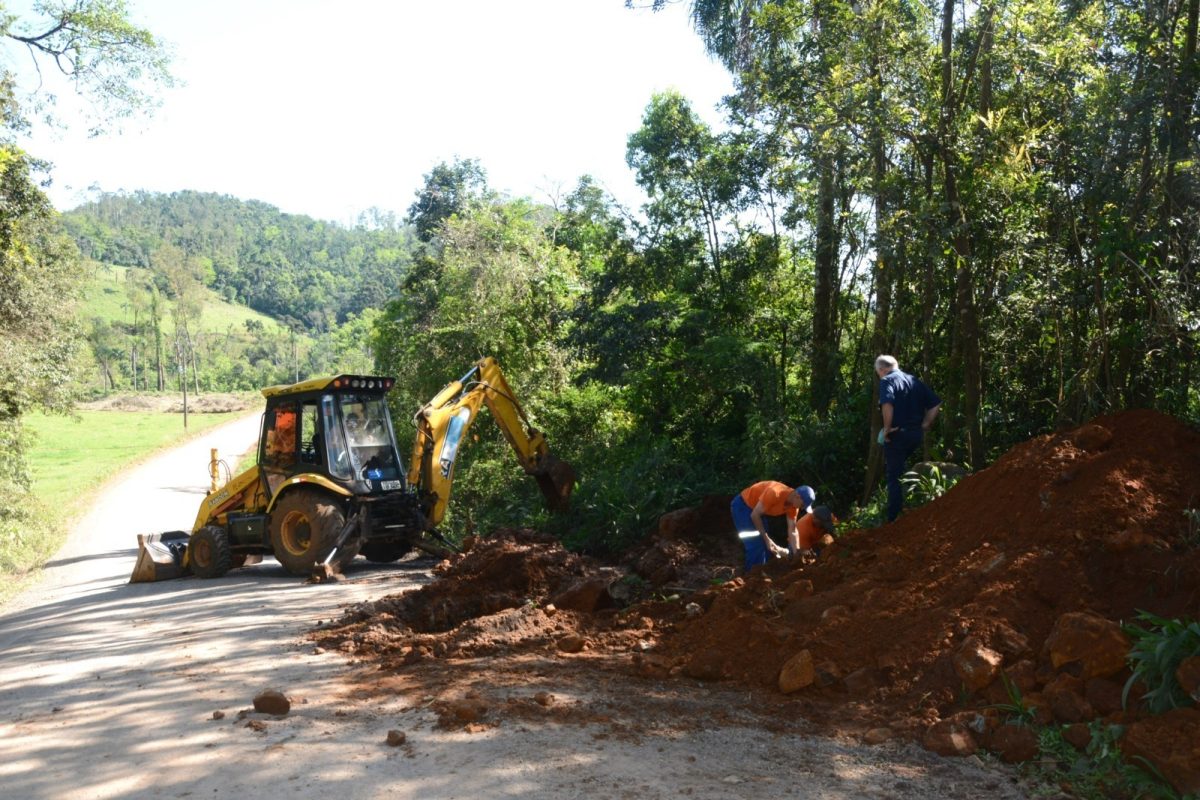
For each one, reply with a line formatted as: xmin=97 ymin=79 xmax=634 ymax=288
xmin=61 ymin=191 xmax=416 ymax=330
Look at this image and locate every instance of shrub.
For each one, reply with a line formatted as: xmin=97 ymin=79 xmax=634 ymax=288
xmin=1122 ymin=611 xmax=1200 ymax=714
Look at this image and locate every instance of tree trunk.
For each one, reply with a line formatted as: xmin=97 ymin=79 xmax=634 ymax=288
xmin=153 ymin=299 xmax=165 ymax=392
xmin=937 ymin=0 xmax=983 ymax=467
xmin=862 ymin=30 xmax=894 ymax=503
xmin=186 ymin=327 xmax=201 ymax=396
xmin=812 ymin=156 xmax=838 ymax=418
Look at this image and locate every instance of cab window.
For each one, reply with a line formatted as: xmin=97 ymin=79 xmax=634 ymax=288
xmin=298 ymin=402 xmax=321 ymax=467
xmin=263 ymin=402 xmax=298 ymax=469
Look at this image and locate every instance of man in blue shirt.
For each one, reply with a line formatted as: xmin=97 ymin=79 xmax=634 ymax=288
xmin=876 ymin=355 xmax=942 ymax=522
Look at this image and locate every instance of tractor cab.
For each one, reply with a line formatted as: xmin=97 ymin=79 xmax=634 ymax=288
xmin=259 ymin=375 xmax=406 ymax=498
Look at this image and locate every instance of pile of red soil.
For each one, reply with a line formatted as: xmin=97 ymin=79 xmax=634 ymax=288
xmin=318 ymin=529 xmax=627 ymax=664
xmin=646 ymin=409 xmax=1200 ymax=789
xmin=316 ymin=409 xmax=1200 ymax=791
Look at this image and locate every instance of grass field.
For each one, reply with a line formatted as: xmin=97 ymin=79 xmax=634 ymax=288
xmin=25 ymin=409 xmax=242 ymax=513
xmin=1 ymin=409 xmax=246 ymax=605
xmin=83 ymin=263 xmax=288 ymax=336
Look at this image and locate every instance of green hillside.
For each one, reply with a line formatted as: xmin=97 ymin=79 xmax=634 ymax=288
xmin=62 ymin=191 xmax=415 ymax=331
xmin=75 ymin=260 xmax=351 ymax=395
xmin=83 ymin=263 xmax=287 ymax=337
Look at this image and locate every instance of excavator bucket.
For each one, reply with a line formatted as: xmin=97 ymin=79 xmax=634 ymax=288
xmin=129 ymin=531 xmax=191 ymax=583
xmin=534 ymin=454 xmax=576 ymax=512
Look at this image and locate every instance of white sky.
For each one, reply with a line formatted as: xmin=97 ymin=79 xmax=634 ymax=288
xmin=14 ymin=0 xmax=734 ymax=225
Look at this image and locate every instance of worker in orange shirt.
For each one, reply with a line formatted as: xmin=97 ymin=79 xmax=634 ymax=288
xmin=731 ymin=481 xmax=815 ymax=573
xmin=791 ymin=505 xmax=835 ymax=560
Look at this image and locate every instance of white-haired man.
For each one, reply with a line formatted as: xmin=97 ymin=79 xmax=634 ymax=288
xmin=875 ymin=355 xmax=942 ymax=522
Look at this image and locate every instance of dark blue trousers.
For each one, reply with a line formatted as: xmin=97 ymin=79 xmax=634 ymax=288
xmin=731 ymin=495 xmax=770 ymax=573
xmin=884 ymin=427 xmax=923 ymax=522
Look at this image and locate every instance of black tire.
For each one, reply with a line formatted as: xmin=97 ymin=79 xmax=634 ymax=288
xmin=360 ymin=540 xmax=412 ymax=564
xmin=190 ymin=525 xmax=233 ymax=578
xmin=269 ymin=489 xmax=349 ymax=576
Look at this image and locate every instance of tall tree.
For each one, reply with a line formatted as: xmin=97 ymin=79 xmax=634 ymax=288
xmin=406 ymin=158 xmax=489 ymax=244
xmin=0 ymin=0 xmax=172 ymax=522
xmin=2 ymin=0 xmax=173 ymax=134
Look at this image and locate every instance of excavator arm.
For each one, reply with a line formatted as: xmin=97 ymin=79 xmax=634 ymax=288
xmin=408 ymin=357 xmax=576 ymax=526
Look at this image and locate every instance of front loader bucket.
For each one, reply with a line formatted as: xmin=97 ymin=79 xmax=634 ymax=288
xmin=534 ymin=454 xmax=576 ymax=513
xmin=129 ymin=531 xmax=191 ymax=583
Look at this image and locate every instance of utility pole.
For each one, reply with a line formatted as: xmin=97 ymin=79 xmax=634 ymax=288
xmin=176 ymin=339 xmax=189 ymax=430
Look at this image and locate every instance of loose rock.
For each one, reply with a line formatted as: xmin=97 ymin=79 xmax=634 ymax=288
xmin=987 ymin=724 xmax=1039 ymax=763
xmin=1045 ymin=612 xmax=1130 ymax=679
xmin=778 ymin=650 xmax=815 ymax=694
xmin=1121 ymin=707 xmax=1200 ymax=796
xmin=253 ymin=689 xmax=291 ymax=716
xmin=1176 ymin=657 xmax=1200 ymax=702
xmin=953 ymin=637 xmax=1003 ymax=693
xmin=556 ymin=634 xmax=588 ymax=653
xmin=863 ymin=727 xmax=893 ymax=745
xmin=922 ymin=719 xmax=978 ymax=757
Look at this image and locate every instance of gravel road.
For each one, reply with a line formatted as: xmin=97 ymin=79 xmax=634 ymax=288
xmin=0 ymin=412 xmax=1033 ymax=800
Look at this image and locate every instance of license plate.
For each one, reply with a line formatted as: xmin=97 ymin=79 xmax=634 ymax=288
xmin=381 ymin=480 xmax=401 ymax=491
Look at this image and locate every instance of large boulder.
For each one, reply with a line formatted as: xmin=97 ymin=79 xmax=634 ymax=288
xmin=1071 ymin=424 xmax=1113 ymax=452
xmin=1045 ymin=611 xmax=1131 ymax=679
xmin=657 ymin=507 xmax=697 ymax=541
xmin=990 ymin=621 xmax=1032 ymax=660
xmin=1044 ymin=674 xmax=1095 ymax=724
xmin=1121 ymin=707 xmax=1200 ymax=796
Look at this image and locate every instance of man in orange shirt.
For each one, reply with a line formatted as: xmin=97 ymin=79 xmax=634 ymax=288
xmin=731 ymin=481 xmax=815 ymax=573
xmin=793 ymin=505 xmax=835 ymax=557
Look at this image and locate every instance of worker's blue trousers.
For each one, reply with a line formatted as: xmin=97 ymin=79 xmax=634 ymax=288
xmin=731 ymin=495 xmax=770 ymax=573
xmin=884 ymin=427 xmax=924 ymax=522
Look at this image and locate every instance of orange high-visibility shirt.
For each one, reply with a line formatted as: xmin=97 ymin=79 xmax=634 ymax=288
xmin=740 ymin=481 xmax=798 ymax=520
xmin=795 ymin=513 xmax=821 ymax=550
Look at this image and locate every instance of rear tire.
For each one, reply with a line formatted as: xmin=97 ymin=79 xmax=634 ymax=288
xmin=190 ymin=526 xmax=233 ymax=578
xmin=269 ymin=489 xmax=349 ymax=576
xmin=360 ymin=540 xmax=411 ymax=564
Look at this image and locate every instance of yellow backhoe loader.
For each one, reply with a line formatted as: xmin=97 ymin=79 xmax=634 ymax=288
xmin=130 ymin=357 xmax=575 ymax=582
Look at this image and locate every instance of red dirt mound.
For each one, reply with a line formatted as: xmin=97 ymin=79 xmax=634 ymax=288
xmin=317 ymin=529 xmax=627 ymax=665
xmin=316 ymin=409 xmax=1200 ymax=780
xmin=648 ymin=410 xmax=1200 ymax=749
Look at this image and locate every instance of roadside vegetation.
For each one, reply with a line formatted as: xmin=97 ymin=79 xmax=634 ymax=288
xmin=979 ymin=611 xmax=1200 ymax=800
xmin=2 ymin=2 xmax=1198 ymax=584
xmin=0 ymin=409 xmax=245 ymax=605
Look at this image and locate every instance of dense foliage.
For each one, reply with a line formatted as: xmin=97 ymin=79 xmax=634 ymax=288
xmin=5 ymin=1 xmax=1197 ymax=560
xmin=0 ymin=0 xmax=172 ymax=568
xmin=62 ymin=191 xmax=415 ymax=330
xmin=374 ymin=0 xmax=1198 ymax=549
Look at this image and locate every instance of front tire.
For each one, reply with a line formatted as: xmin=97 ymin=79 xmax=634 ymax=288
xmin=190 ymin=525 xmax=233 ymax=578
xmin=270 ymin=489 xmax=347 ymax=576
